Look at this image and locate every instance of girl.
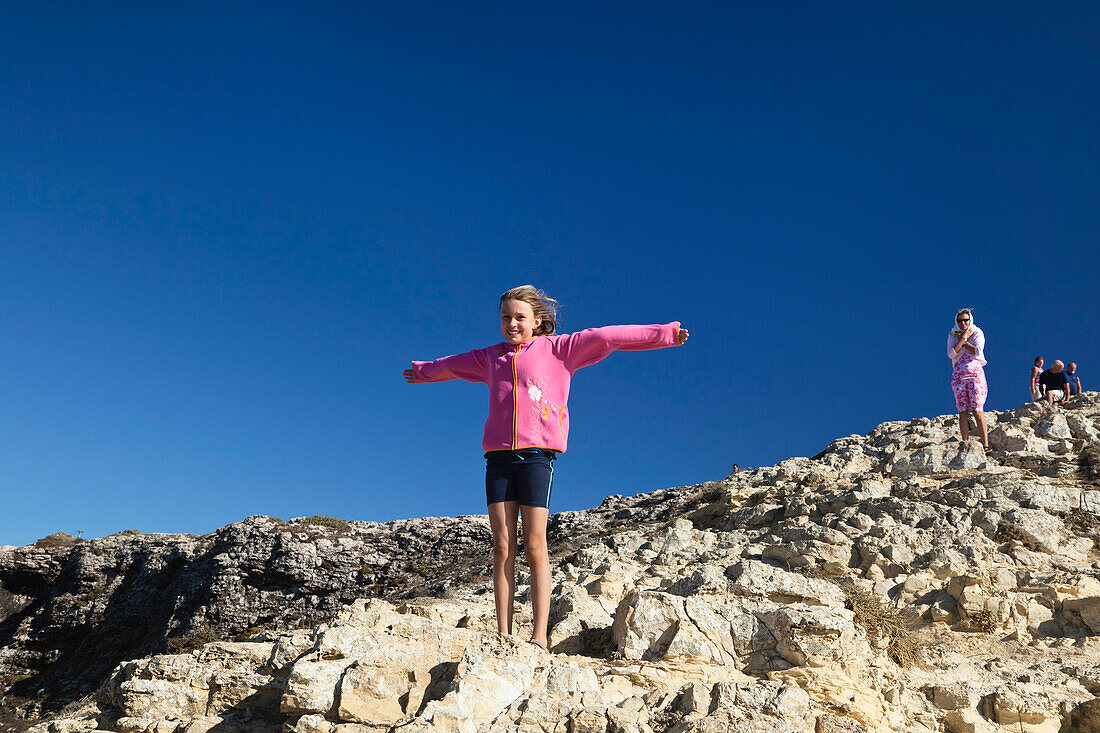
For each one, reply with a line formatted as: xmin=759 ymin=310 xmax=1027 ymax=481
xmin=402 ymin=285 xmax=688 ymax=650
xmin=947 ymin=307 xmax=990 ymax=455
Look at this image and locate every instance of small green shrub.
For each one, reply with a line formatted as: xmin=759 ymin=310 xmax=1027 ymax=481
xmin=234 ymin=626 xmax=265 ymax=641
xmin=296 ymin=515 xmax=349 ymax=529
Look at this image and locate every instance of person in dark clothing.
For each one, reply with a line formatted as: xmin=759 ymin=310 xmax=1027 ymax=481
xmin=1038 ymin=360 xmax=1071 ymax=405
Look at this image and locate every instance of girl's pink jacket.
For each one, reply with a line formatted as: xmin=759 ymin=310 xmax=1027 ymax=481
xmin=410 ymin=322 xmax=682 ymax=453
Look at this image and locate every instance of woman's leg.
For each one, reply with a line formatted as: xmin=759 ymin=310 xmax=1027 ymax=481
xmin=958 ymin=411 xmax=971 ymax=441
xmin=519 ymin=504 xmax=551 ymax=649
xmin=488 ymin=501 xmax=520 ymax=636
xmin=974 ymin=410 xmax=989 ymax=448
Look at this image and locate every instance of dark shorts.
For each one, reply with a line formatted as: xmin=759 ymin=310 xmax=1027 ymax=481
xmin=485 ymin=449 xmax=557 ymax=508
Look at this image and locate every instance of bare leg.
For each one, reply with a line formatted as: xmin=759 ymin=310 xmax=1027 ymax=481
xmin=974 ymin=410 xmax=989 ymax=449
xmin=520 ymin=504 xmax=551 ymax=649
xmin=958 ymin=411 xmax=970 ymax=442
xmin=488 ymin=501 xmax=520 ymax=636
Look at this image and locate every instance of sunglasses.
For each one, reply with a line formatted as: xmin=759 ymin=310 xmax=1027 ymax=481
xmin=956 ymin=318 xmax=970 ymax=323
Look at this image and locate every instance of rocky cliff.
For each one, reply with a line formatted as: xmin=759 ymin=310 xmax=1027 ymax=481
xmin=3 ymin=395 xmax=1100 ymax=732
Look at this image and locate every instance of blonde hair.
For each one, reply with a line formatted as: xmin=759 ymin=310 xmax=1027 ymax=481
xmin=500 ymin=285 xmax=558 ymax=336
xmin=955 ymin=308 xmax=973 ymax=321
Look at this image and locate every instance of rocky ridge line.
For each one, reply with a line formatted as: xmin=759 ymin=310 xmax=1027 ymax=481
xmin=2 ymin=394 xmax=1100 ymax=732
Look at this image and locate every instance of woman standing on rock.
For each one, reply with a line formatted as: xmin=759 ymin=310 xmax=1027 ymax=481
xmin=402 ymin=285 xmax=688 ymax=651
xmin=1030 ymin=356 xmax=1044 ymax=402
xmin=948 ymin=307 xmax=990 ymax=454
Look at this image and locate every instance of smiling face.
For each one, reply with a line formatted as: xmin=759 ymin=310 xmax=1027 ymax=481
xmin=501 ymin=299 xmax=542 ymax=345
xmin=956 ymin=313 xmax=971 ymax=328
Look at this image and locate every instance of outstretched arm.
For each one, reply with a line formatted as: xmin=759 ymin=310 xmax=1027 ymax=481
xmin=555 ymin=322 xmax=685 ymax=372
xmin=402 ymin=348 xmax=490 ymax=384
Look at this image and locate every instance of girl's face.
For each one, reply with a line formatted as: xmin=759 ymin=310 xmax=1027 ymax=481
xmin=501 ymin=299 xmax=541 ymax=345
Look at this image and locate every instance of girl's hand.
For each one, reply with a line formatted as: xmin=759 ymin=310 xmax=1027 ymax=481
xmin=402 ymin=368 xmax=417 ymax=383
xmin=677 ymin=328 xmax=689 ymax=345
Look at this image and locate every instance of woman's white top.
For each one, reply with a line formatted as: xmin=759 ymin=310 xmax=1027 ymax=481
xmin=947 ymin=325 xmax=986 ymax=367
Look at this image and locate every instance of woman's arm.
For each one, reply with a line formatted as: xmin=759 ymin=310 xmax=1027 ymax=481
xmin=948 ymin=333 xmax=965 ymax=359
xmin=957 ymin=327 xmax=980 ymax=352
xmin=948 ymin=326 xmax=981 ymax=359
xmin=968 ymin=327 xmax=984 ymax=354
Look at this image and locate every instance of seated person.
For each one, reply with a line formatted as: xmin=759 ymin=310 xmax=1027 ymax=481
xmin=1066 ymin=362 xmax=1082 ymax=396
xmin=1038 ymin=360 xmax=1071 ymax=405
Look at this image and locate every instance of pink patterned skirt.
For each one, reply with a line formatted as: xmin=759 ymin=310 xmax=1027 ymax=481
xmin=951 ymin=354 xmax=988 ymax=412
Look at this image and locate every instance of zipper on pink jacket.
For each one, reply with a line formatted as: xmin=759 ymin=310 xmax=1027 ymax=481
xmin=511 ymin=343 xmax=520 ymax=449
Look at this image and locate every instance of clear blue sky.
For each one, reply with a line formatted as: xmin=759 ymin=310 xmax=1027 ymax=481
xmin=2 ymin=3 xmax=1097 ymax=547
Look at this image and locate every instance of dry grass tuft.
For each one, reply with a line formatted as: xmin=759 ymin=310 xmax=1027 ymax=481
xmin=164 ymin=623 xmax=221 ymax=654
xmin=33 ymin=533 xmax=81 ymax=550
xmin=1078 ymin=440 xmax=1100 ymax=483
xmin=1061 ymin=504 xmax=1100 ymax=551
xmin=967 ymin=609 xmax=997 ymax=634
xmin=833 ymin=578 xmax=920 ymax=668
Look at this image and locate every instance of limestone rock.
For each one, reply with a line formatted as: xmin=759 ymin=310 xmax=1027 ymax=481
xmin=988 ymin=424 xmax=1048 ymax=453
xmin=1061 ymin=596 xmax=1100 ymax=634
xmin=7 ymin=396 xmax=1100 ymax=733
xmin=888 ymin=442 xmax=986 ymax=477
xmin=1034 ymin=414 xmax=1072 ymax=440
xmin=1000 ymin=508 xmax=1091 ymax=560
xmin=727 ymin=560 xmax=846 ymax=607
xmin=611 ymin=589 xmax=733 ymax=664
xmin=990 ymin=685 xmax=1061 ymax=732
xmin=548 ymin=584 xmax=616 ymax=655
xmin=1066 ymin=413 xmax=1100 ymax=441
xmin=944 ymin=707 xmax=998 ymax=733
